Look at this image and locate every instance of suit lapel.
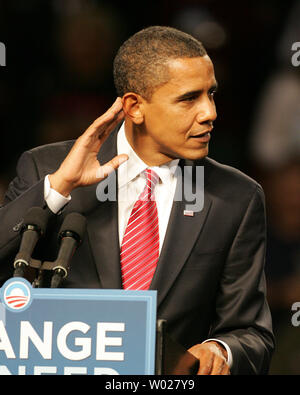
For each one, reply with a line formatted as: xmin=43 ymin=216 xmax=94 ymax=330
xmin=86 ymin=197 xmax=122 ymax=289
xmin=150 ymin=159 xmax=212 ymax=308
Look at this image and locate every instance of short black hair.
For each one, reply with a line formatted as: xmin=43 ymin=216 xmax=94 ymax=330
xmin=113 ymin=26 xmax=207 ymax=100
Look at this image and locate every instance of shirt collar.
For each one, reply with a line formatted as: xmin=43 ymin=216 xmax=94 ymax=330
xmin=117 ymin=122 xmax=179 ymax=188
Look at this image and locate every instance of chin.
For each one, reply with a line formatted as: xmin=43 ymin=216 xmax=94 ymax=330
xmin=164 ymin=145 xmax=209 ymax=162
xmin=182 ymin=147 xmax=209 ymax=161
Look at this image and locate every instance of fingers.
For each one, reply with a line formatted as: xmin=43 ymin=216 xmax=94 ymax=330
xmin=97 ymin=109 xmax=125 ymax=144
xmin=197 ymin=352 xmax=214 ymax=375
xmin=88 ymin=97 xmax=124 ymax=137
xmin=96 ymin=154 xmax=129 ymax=180
xmin=75 ymin=98 xmax=124 ymax=153
xmin=197 ymin=353 xmax=230 ymax=375
xmin=210 ymin=355 xmax=230 ymax=375
xmin=188 ymin=343 xmax=230 ymax=376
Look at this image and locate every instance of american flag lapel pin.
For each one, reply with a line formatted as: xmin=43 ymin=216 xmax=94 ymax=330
xmin=183 ymin=210 xmax=194 ymax=217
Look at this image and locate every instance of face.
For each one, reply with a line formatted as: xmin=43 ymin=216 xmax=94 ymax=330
xmin=136 ymin=56 xmax=218 ymax=165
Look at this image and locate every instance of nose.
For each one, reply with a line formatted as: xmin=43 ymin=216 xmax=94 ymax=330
xmin=195 ymin=95 xmax=217 ymax=125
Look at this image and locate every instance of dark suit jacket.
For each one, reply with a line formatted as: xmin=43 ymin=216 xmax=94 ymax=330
xmin=0 ymin=125 xmax=274 ymax=374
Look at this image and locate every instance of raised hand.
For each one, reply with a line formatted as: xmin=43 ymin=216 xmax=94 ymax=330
xmin=49 ymin=97 xmax=128 ymax=196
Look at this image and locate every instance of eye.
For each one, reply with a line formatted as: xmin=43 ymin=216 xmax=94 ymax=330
xmin=181 ymin=94 xmax=198 ymax=102
xmin=208 ymin=89 xmax=217 ymax=98
xmin=183 ymin=96 xmax=196 ymax=102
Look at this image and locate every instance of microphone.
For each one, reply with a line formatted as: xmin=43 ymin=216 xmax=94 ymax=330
xmin=13 ymin=207 xmax=50 ymax=278
xmin=50 ymin=212 xmax=86 ymax=288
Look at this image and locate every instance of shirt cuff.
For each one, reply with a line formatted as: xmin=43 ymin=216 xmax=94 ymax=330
xmin=44 ymin=175 xmax=71 ymax=214
xmin=202 ymin=338 xmax=233 ymax=368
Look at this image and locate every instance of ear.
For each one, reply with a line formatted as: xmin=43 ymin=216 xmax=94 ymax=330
xmin=122 ymin=93 xmax=145 ymax=125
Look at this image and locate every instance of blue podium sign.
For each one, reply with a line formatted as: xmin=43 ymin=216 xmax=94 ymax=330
xmin=0 ymin=278 xmax=157 ymax=375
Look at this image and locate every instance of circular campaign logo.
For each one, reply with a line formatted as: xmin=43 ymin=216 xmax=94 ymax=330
xmin=2 ymin=279 xmax=32 ymax=312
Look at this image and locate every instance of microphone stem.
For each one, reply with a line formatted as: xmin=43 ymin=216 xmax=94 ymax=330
xmin=50 ymin=237 xmax=78 ymax=288
xmin=51 ymin=270 xmax=65 ymax=288
xmin=13 ymin=263 xmax=27 ymax=278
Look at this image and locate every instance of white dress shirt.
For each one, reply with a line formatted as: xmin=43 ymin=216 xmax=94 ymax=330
xmin=43 ymin=122 xmax=232 ymax=367
xmin=117 ymin=123 xmax=179 ymax=252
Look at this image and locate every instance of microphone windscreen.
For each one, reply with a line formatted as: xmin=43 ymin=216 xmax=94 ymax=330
xmin=59 ymin=212 xmax=87 ymax=241
xmin=23 ymin=206 xmax=51 ymax=234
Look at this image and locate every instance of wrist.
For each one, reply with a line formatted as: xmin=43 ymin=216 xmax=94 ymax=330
xmin=48 ymin=173 xmax=74 ymax=197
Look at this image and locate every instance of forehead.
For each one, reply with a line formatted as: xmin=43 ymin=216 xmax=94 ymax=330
xmin=154 ymin=56 xmax=216 ymax=97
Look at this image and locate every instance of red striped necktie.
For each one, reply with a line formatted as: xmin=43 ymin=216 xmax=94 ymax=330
xmin=120 ymin=169 xmax=160 ymax=290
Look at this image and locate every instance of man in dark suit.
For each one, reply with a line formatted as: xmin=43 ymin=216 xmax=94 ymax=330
xmin=0 ymin=26 xmax=274 ymax=374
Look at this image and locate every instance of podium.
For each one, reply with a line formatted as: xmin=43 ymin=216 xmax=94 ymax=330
xmin=0 ymin=278 xmax=198 ymax=375
xmin=156 ymin=320 xmax=199 ymax=375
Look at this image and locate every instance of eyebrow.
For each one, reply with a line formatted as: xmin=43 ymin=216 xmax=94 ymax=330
xmin=175 ymin=82 xmax=218 ymax=101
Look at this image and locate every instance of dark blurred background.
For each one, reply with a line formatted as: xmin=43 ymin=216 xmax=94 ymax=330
xmin=0 ymin=0 xmax=299 ymax=374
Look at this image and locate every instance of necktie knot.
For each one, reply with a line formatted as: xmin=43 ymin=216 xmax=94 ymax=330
xmin=144 ymin=169 xmax=159 ymax=200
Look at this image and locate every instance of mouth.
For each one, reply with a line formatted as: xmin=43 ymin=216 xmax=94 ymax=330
xmin=189 ymin=129 xmax=212 ymax=142
xmin=190 ymin=128 xmax=212 ymax=137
